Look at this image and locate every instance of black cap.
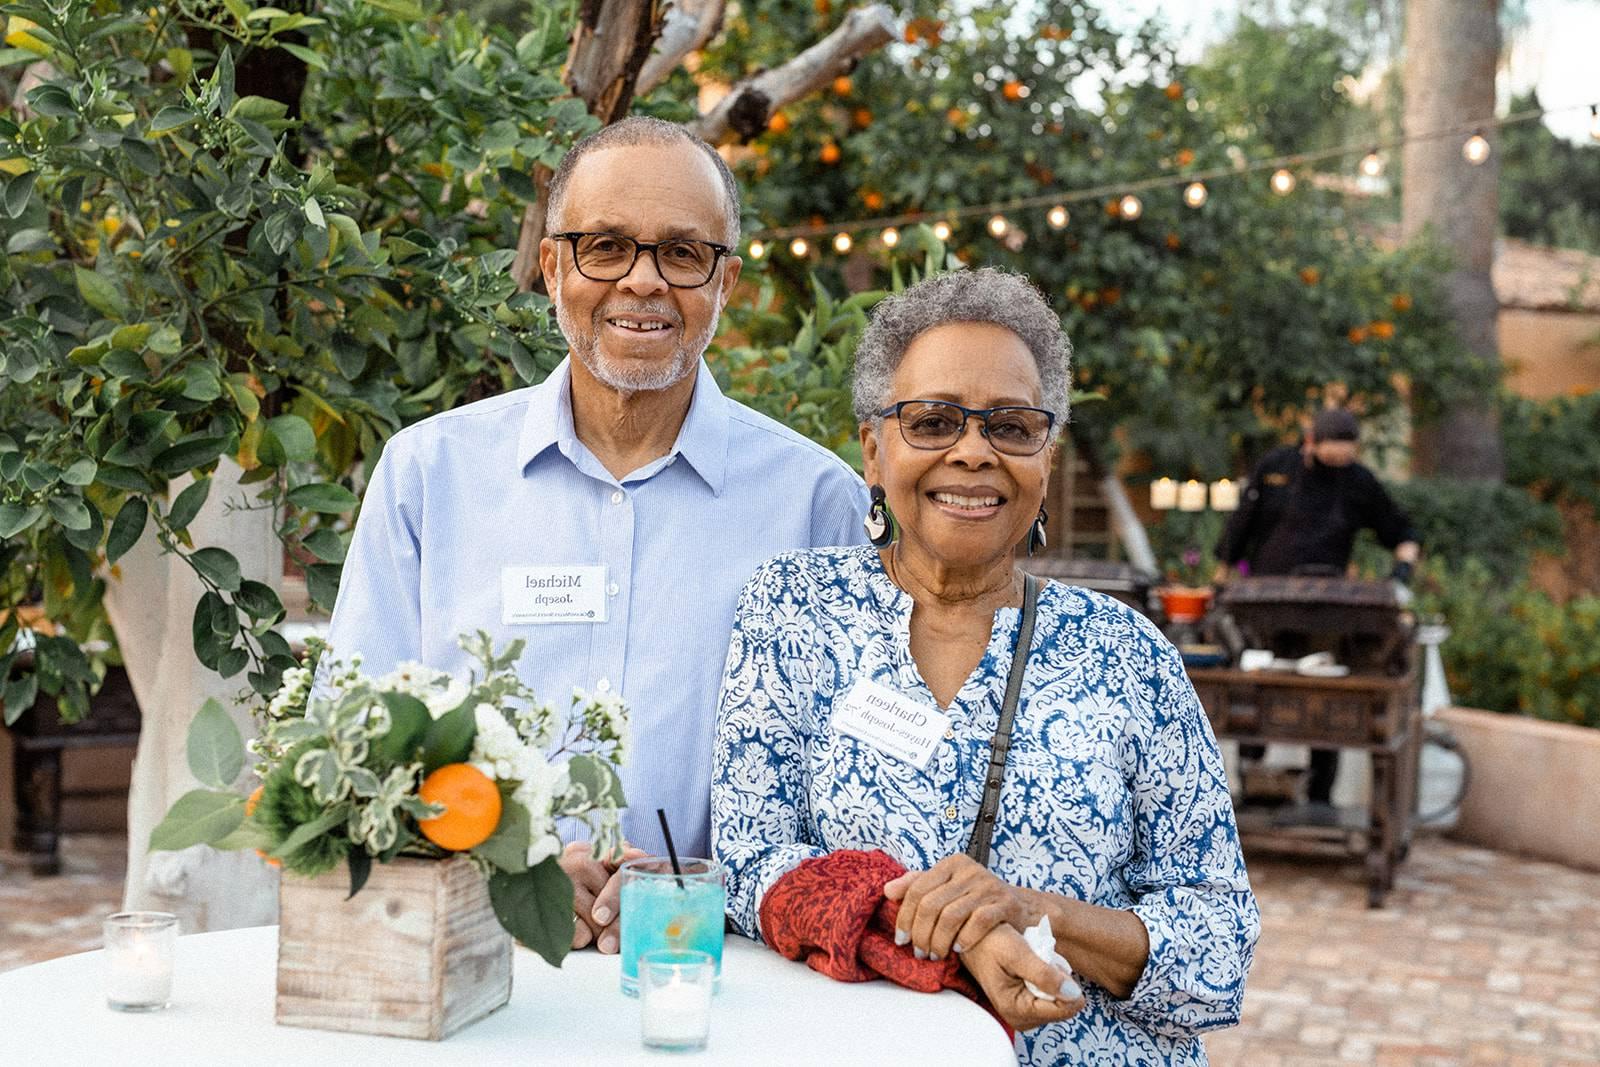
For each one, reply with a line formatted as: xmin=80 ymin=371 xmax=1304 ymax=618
xmin=1311 ymin=408 xmax=1360 ymax=442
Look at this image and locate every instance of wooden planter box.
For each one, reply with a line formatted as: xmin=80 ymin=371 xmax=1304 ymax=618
xmin=275 ymin=854 xmax=513 ymax=1040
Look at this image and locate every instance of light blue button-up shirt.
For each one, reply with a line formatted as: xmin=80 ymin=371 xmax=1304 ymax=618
xmin=327 ymin=358 xmax=867 ymax=858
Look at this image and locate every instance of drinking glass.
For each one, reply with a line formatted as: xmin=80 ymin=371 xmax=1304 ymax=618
xmin=618 ymin=857 xmax=725 ymax=997
xmin=103 ymin=912 xmax=178 ymax=1011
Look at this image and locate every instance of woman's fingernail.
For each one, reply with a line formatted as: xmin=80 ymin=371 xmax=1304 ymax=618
xmin=591 ymin=905 xmax=612 ymax=926
xmin=599 ymin=934 xmax=618 ymax=954
xmin=953 ymin=942 xmax=964 ymax=954
xmin=914 ymin=947 xmax=927 ymax=961
xmin=895 ymin=928 xmax=909 ymax=947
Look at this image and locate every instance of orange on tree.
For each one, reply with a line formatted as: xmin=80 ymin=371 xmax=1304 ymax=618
xmin=1299 ymin=267 xmax=1321 ymax=286
xmin=831 ymin=75 xmax=852 ymax=96
xmin=1002 ymin=80 xmax=1025 ymax=101
xmin=767 ymin=110 xmax=790 ymax=134
xmin=1391 ymin=293 xmax=1413 ymax=312
xmin=819 ymin=142 xmax=841 ymax=164
xmin=1370 ymin=320 xmax=1395 ymax=339
xmin=1164 ymin=81 xmax=1183 ymax=100
xmin=852 ymin=108 xmax=873 ymax=128
xmin=861 ymin=189 xmax=884 ymax=210
xmin=417 ymin=763 xmax=502 ymax=851
xmin=1175 ymin=147 xmax=1195 ymax=167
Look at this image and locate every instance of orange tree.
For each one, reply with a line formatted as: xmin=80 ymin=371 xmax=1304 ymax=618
xmin=0 ymin=0 xmax=591 ymax=721
xmin=689 ymin=2 xmax=1486 ymax=475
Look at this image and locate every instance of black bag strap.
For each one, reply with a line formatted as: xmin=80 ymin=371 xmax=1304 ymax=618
xmin=964 ymin=573 xmax=1040 ymax=868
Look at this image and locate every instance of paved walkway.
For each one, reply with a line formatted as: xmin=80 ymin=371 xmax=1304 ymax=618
xmin=3 ymin=833 xmax=1598 ymax=1064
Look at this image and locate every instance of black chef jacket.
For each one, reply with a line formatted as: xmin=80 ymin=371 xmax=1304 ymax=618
xmin=1215 ymin=445 xmax=1420 ymax=576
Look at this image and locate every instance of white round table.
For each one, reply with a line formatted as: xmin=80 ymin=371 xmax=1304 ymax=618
xmin=0 ymin=926 xmax=1017 ymax=1065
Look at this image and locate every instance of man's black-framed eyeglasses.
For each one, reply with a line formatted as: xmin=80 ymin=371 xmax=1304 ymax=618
xmin=877 ymin=399 xmax=1057 ymax=457
xmin=550 ymin=231 xmax=733 ymax=289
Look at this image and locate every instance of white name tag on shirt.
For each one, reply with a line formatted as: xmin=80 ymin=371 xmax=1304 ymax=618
xmin=832 ymin=678 xmax=951 ymax=771
xmin=501 ymin=565 xmax=608 ymax=624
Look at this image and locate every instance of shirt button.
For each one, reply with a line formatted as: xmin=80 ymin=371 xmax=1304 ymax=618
xmin=607 ymin=581 xmax=620 ymax=597
xmin=944 ymin=805 xmax=958 ymax=820
xmin=610 ymin=490 xmax=624 ymax=505
xmin=944 ymin=728 xmax=955 ymax=740
xmin=596 ymin=678 xmax=612 ymax=694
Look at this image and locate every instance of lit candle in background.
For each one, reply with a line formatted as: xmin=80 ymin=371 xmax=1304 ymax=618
xmin=1209 ymin=478 xmax=1240 ymax=511
xmin=1178 ymin=479 xmax=1207 ymax=511
xmin=1150 ymin=478 xmax=1178 ymax=510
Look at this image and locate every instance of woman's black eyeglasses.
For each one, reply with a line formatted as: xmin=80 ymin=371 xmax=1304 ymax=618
xmin=878 ymin=399 xmax=1056 ymax=456
xmin=550 ymin=231 xmax=733 ymax=289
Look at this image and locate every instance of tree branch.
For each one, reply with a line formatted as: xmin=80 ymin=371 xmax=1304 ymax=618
xmin=635 ymin=0 xmax=726 ymax=97
xmin=687 ymin=4 xmax=895 ymax=145
xmin=565 ymin=0 xmax=666 ymax=124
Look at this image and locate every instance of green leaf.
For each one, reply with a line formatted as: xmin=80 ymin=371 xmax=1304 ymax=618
xmin=187 ymin=698 xmax=245 ymax=789
xmin=153 ymin=435 xmax=230 ymax=476
xmin=347 ymin=847 xmax=372 ymax=900
xmin=474 ymin=797 xmax=530 ymax=874
xmin=0 ymin=502 xmax=44 ymax=538
xmin=216 ymin=645 xmax=249 ymax=678
xmin=303 ymin=196 xmax=325 ymax=229
xmin=167 ymin=477 xmax=211 ymax=531
xmin=300 ymin=527 xmax=346 ymax=564
xmin=374 ymin=692 xmax=431 ymax=763
xmin=105 ymin=497 xmax=148 ymax=563
xmin=264 ymin=414 xmax=315 ymax=463
xmin=189 ymin=546 xmax=242 ymax=592
xmin=269 ymin=806 xmax=347 ymax=861
xmin=565 ymin=754 xmax=627 ymax=809
xmin=3 ymin=170 xmax=36 ymax=218
xmin=235 ymin=579 xmax=283 ymax=624
xmin=304 ymin=563 xmax=341 ymax=609
xmin=488 ymin=859 xmax=574 ymax=966
xmin=420 ymin=701 xmax=476 ymax=772
xmin=149 ymin=789 xmax=245 ymax=851
xmin=46 ymin=494 xmax=91 ymax=531
xmin=149 ymin=106 xmax=199 ymax=133
xmin=3 ymin=672 xmax=38 ymax=727
xmin=74 ymin=266 xmax=128 ymax=320
xmin=362 ymin=0 xmax=424 ymax=18
xmin=60 ymin=457 xmax=97 ymax=486
xmin=287 ymin=482 xmax=358 ymax=513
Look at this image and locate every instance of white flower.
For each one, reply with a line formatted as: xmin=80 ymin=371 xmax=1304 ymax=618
xmin=527 ymin=831 xmax=562 ymax=867
xmin=376 ymin=662 xmax=469 ymax=719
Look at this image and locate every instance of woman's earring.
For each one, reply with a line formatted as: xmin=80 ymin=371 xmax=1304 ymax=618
xmin=864 ymin=485 xmax=894 ymax=547
xmin=1027 ymin=506 xmax=1049 ymax=556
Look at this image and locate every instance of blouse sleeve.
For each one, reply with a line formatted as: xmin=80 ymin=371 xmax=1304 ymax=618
xmin=711 ymin=557 xmax=829 ymax=940
xmin=1113 ymin=629 xmax=1260 ymax=1039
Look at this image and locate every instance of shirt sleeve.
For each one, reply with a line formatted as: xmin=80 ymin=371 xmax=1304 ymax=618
xmin=808 ymin=461 xmax=870 ymax=549
xmin=323 ymin=432 xmax=424 ymax=677
xmin=1362 ymin=471 xmax=1421 ymax=551
xmin=1113 ymin=630 xmax=1260 ymax=1039
xmin=711 ymin=557 xmax=829 ymax=939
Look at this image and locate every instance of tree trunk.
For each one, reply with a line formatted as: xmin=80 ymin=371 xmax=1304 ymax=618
xmin=1401 ymin=0 xmax=1504 ymax=480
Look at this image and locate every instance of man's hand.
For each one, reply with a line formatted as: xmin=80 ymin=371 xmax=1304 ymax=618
xmin=961 ymin=924 xmax=1085 ymax=1032
xmin=559 ymin=840 xmax=646 ymax=953
xmin=884 ymin=854 xmax=1035 ymax=962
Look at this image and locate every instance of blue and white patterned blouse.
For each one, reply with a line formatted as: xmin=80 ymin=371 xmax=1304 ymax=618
xmin=712 ymin=546 xmax=1259 ymax=1066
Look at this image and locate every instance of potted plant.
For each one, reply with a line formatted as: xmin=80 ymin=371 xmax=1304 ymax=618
xmin=150 ymin=631 xmax=628 ymax=1040
xmin=1153 ymin=511 xmax=1225 ymax=624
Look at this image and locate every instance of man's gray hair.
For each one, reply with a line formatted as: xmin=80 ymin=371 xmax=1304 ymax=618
xmin=852 ymin=267 xmax=1071 ymax=434
xmin=544 ymin=116 xmax=741 ymax=244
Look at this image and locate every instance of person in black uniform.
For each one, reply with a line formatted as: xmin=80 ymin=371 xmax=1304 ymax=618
xmin=1216 ymin=408 xmax=1421 ymax=811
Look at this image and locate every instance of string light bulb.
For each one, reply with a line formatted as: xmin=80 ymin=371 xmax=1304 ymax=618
xmin=747 ymin=239 xmax=765 ymax=260
xmin=789 ymin=237 xmax=809 ymax=258
xmin=880 ymin=227 xmax=900 ymax=248
xmin=1118 ymin=194 xmax=1142 ymax=220
xmin=832 ymin=232 xmax=853 ymax=253
xmin=932 ymin=220 xmax=953 ymax=241
xmin=1046 ymin=205 xmax=1069 ymax=229
xmin=1463 ymin=132 xmax=1490 ymax=165
xmin=987 ymin=214 xmax=1009 ymax=237
xmin=1270 ymin=168 xmax=1296 ymax=195
xmin=1359 ymin=149 xmax=1384 ymax=177
xmin=1183 ymin=181 xmax=1208 ymax=208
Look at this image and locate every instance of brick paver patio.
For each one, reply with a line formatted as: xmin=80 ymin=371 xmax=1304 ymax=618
xmin=4 ymin=832 xmax=1597 ymax=1063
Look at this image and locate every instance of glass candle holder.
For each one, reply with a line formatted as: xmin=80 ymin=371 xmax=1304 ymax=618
xmin=103 ymin=912 xmax=178 ymax=1012
xmin=638 ymin=948 xmax=713 ymax=1053
xmin=618 ymin=857 xmax=725 ymax=997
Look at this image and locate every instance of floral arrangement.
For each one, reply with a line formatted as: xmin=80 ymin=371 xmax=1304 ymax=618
xmin=150 ymin=632 xmax=627 ymax=965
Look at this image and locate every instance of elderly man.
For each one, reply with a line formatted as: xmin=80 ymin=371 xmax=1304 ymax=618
xmin=327 ymin=117 xmax=866 ymax=951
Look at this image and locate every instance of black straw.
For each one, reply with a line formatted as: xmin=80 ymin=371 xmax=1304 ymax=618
xmin=656 ymin=807 xmax=686 ymax=889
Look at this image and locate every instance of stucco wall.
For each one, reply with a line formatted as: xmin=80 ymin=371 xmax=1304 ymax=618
xmin=1500 ymin=309 xmax=1600 ymax=399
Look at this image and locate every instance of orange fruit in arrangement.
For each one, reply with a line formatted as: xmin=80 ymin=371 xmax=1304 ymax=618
xmin=819 ymin=142 xmax=841 ymax=165
xmin=417 ymin=763 xmax=502 ymax=851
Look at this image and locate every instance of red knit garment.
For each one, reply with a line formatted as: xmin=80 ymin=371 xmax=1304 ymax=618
xmin=758 ymin=849 xmax=1010 ymax=1037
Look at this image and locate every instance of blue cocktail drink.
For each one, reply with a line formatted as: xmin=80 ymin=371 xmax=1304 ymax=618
xmin=618 ymin=857 xmax=725 ymax=997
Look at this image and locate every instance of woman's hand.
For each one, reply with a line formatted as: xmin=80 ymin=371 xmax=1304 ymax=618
xmin=884 ymin=854 xmax=1035 ymax=961
xmin=961 ymin=924 xmax=1085 ymax=1032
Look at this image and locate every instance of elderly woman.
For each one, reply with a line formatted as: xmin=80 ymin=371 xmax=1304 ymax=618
xmin=711 ymin=268 xmax=1257 ymax=1064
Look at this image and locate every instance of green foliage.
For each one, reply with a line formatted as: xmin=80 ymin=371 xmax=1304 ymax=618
xmin=1500 ymin=91 xmax=1600 ymax=255
xmin=1415 ymin=560 xmax=1600 ymax=729
xmin=489 ymin=857 xmax=576 ymax=968
xmin=0 ymin=0 xmax=591 ymax=720
xmin=691 ymin=1 xmax=1487 ymax=479
xmin=1360 ymin=478 xmax=1564 ymax=584
xmin=1502 ymin=390 xmax=1600 ymax=518
xmin=1147 ymin=509 xmax=1225 ymax=587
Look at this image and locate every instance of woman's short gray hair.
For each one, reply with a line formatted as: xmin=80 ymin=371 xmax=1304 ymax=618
xmin=852 ymin=267 xmax=1071 ymax=436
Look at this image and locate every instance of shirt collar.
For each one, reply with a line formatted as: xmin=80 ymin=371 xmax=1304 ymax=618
xmin=514 ymin=357 xmax=730 ymax=495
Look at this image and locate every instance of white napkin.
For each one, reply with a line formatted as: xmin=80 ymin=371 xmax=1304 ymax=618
xmin=1021 ymin=915 xmax=1082 ymax=1001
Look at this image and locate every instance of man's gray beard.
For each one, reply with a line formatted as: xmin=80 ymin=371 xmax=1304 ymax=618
xmin=555 ymin=281 xmax=717 ymax=395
